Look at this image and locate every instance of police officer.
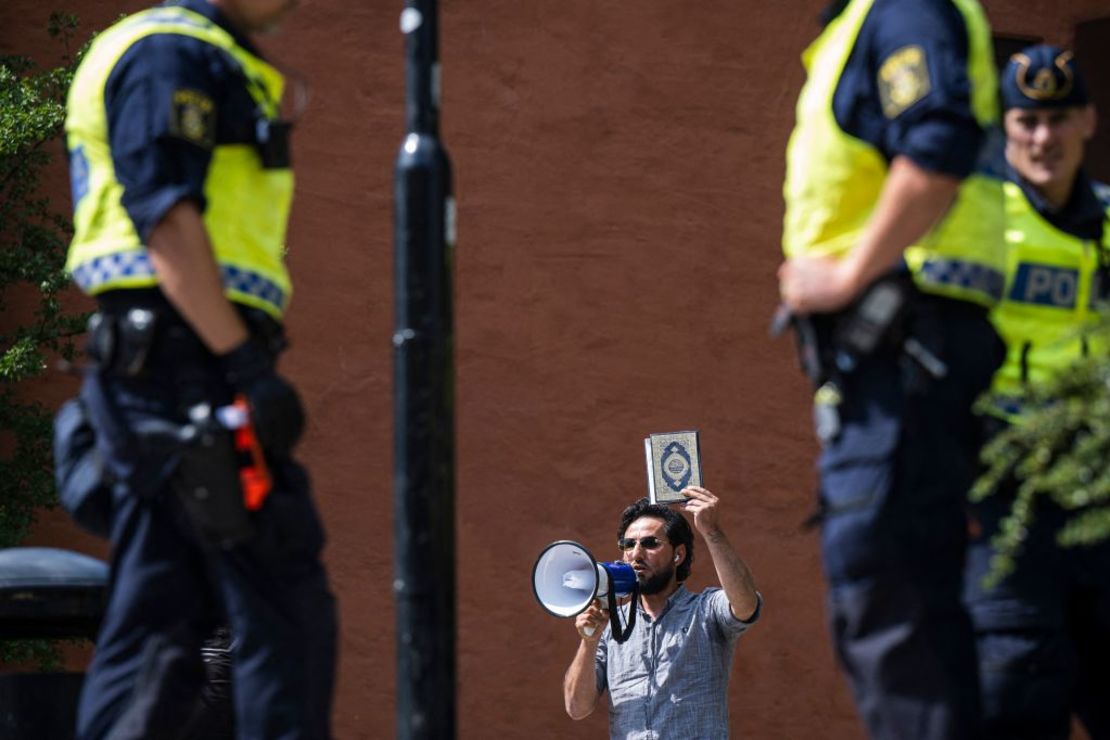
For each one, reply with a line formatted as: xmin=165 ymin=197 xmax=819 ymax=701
xmin=777 ymin=1 xmax=1005 ymax=738
xmin=63 ymin=1 xmax=337 ymax=738
xmin=964 ymin=45 xmax=1110 ymax=740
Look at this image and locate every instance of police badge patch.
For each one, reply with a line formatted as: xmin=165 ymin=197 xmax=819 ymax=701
xmin=878 ymin=45 xmax=932 ymax=118
xmin=169 ymin=89 xmax=216 ymax=148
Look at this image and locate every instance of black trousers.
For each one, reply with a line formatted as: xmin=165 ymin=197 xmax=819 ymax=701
xmin=75 ymin=311 xmax=337 ymax=740
xmin=965 ymin=492 xmax=1110 ymax=740
xmin=816 ymin=296 xmax=1004 ymax=740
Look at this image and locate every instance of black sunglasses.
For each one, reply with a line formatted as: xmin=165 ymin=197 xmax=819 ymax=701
xmin=617 ymin=536 xmax=667 ymax=552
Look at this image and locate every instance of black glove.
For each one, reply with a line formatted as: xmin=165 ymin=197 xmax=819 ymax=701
xmin=220 ymin=339 xmax=305 ymax=456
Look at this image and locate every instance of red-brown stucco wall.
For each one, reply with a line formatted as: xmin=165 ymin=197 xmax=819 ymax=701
xmin=3 ymin=1 xmax=1108 ymax=738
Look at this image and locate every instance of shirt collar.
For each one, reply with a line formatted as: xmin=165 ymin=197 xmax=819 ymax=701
xmin=164 ymin=0 xmax=264 ymax=58
xmin=636 ymin=584 xmax=693 ymax=619
xmin=1007 ymin=162 xmax=1105 ymax=241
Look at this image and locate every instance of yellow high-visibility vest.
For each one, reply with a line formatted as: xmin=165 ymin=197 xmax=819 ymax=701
xmin=782 ymin=0 xmax=1005 ymax=307
xmin=65 ymin=6 xmax=293 ymax=319
xmin=989 ymin=180 xmax=1110 ymax=413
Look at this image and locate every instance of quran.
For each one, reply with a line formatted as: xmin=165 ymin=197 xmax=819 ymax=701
xmin=643 ymin=431 xmax=702 ymax=505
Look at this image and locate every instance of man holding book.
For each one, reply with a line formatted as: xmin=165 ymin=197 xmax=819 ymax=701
xmin=562 ymin=488 xmax=761 ymax=739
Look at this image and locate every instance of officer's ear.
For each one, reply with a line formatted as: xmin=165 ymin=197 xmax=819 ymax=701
xmin=1082 ymin=104 xmax=1097 ymax=142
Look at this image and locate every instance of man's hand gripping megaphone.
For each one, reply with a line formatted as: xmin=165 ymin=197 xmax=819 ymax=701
xmin=576 ymin=599 xmax=610 ymax=641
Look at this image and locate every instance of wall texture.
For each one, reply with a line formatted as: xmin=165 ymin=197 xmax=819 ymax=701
xmin=3 ymin=1 xmax=1108 ymax=738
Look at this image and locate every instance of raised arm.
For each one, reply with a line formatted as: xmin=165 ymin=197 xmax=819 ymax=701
xmin=680 ymin=486 xmax=760 ymax=621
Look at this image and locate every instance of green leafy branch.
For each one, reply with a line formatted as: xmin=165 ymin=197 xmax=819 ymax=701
xmin=972 ymin=310 xmax=1110 ymax=584
xmin=0 ymin=12 xmax=91 ymax=670
xmin=0 ymin=12 xmax=85 ymax=551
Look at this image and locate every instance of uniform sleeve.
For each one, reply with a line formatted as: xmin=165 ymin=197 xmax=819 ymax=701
xmin=866 ymin=0 xmax=983 ymax=177
xmin=104 ymin=34 xmax=224 ymax=242
xmin=705 ymin=587 xmax=761 ymax=642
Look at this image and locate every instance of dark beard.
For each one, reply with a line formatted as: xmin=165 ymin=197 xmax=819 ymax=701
xmin=637 ymin=563 xmax=675 ymax=596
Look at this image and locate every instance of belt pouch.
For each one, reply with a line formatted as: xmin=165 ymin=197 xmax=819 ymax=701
xmin=53 ymin=396 xmax=113 ymax=538
xmin=171 ymin=419 xmax=253 ymax=548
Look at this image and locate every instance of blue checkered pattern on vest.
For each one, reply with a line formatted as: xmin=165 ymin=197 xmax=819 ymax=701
xmin=918 ymin=257 xmax=1005 ymax=304
xmin=71 ymin=251 xmax=287 ymax=314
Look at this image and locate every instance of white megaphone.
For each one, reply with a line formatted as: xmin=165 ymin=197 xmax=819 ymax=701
xmin=532 ymin=540 xmax=639 ymax=642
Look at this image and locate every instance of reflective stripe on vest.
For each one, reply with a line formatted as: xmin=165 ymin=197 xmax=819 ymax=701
xmin=782 ymin=0 xmax=1005 ymax=307
xmin=988 ymin=180 xmax=1110 ymax=413
xmin=64 ymin=7 xmax=293 ymax=319
xmin=70 ymin=252 xmax=289 ymax=313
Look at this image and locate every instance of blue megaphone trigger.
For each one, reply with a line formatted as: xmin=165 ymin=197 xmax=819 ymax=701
xmin=599 ymin=561 xmax=636 ymax=600
xmin=531 ymin=541 xmax=639 ymax=643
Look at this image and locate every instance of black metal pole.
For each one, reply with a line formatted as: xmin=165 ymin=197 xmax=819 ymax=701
xmin=392 ymin=0 xmax=455 ymax=737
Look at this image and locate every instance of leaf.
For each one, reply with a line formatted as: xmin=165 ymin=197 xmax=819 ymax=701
xmin=974 ymin=307 xmax=1110 ymax=579
xmin=0 ymin=20 xmax=88 ymax=553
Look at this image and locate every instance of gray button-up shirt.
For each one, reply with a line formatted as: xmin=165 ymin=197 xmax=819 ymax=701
xmin=594 ymin=585 xmax=761 ymax=740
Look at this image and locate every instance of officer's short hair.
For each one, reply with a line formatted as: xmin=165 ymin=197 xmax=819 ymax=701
xmin=617 ymin=499 xmax=695 ymax=582
xmin=1002 ymin=44 xmax=1089 ymax=110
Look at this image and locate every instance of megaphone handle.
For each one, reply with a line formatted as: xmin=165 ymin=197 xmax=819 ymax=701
xmin=583 ymin=626 xmax=595 ymax=637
